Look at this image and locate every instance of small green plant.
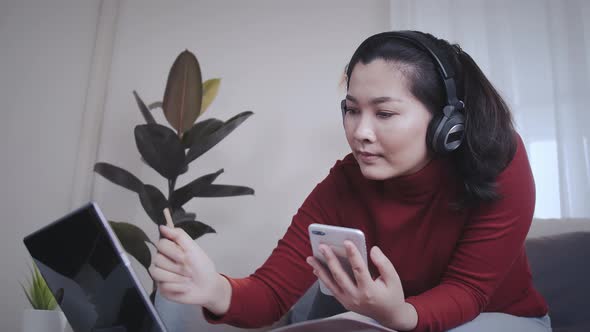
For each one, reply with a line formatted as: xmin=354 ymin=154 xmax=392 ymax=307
xmin=21 ymin=264 xmax=62 ymax=310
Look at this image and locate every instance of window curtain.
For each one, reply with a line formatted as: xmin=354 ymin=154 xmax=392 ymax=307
xmin=390 ymin=0 xmax=590 ymax=218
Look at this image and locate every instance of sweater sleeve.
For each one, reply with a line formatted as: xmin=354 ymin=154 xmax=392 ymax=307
xmin=202 ymin=165 xmax=343 ymax=328
xmin=405 ymin=136 xmax=536 ymax=331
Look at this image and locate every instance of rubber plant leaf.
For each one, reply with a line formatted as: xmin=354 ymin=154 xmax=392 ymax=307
xmin=169 ymin=169 xmax=224 ymax=209
xmin=94 ymin=162 xmax=144 ymax=194
xmin=134 ymin=124 xmax=186 ymax=180
xmin=152 ymin=78 xmax=220 ymax=121
xmin=109 ymin=221 xmax=153 ymax=271
xmin=162 ymin=50 xmax=203 ymax=135
xmin=192 ymin=184 xmax=254 ymax=198
xmin=201 ymin=78 xmax=221 ymax=113
xmin=133 ymin=91 xmax=156 ymax=124
xmin=175 ymin=220 xmax=216 ymax=240
xmin=186 ymin=111 xmax=253 ymax=163
xmin=148 ymin=101 xmax=163 ymax=110
xmin=181 ymin=118 xmax=224 ymax=149
xmin=171 ymin=209 xmax=197 ymax=225
xmin=139 ymin=184 xmax=169 ymax=226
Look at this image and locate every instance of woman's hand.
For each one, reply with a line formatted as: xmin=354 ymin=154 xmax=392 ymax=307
xmin=306 ymin=242 xmax=417 ymax=331
xmin=149 ymin=225 xmax=231 ymax=316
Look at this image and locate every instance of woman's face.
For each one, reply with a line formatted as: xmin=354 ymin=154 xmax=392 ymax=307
xmin=344 ymin=59 xmax=433 ymax=180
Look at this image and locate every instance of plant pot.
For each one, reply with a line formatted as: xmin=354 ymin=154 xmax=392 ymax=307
xmin=22 ymin=308 xmax=67 ymax=332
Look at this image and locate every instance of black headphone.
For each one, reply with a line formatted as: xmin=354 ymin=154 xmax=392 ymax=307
xmin=342 ymin=30 xmax=465 ymax=154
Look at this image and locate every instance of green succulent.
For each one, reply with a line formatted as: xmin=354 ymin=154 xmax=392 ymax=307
xmin=93 ymin=50 xmax=254 ymax=301
xmin=21 ymin=264 xmax=62 ymax=310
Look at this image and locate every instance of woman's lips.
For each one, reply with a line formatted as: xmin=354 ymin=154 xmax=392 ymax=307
xmin=357 ymin=151 xmax=381 ymax=163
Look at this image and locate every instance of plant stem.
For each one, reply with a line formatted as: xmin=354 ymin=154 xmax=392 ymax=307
xmin=168 ymin=178 xmax=176 ymax=201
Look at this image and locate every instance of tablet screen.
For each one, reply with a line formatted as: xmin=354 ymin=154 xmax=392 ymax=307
xmin=23 ymin=203 xmax=166 ymax=332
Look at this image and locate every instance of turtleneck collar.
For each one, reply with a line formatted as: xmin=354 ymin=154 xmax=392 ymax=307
xmin=377 ymin=156 xmax=454 ymax=203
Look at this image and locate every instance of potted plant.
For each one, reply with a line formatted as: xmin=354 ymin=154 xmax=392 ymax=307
xmin=93 ymin=50 xmax=254 ymax=330
xmin=21 ymin=263 xmax=67 ymax=332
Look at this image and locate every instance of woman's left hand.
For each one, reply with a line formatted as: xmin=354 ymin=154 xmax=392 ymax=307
xmin=306 ymin=242 xmax=417 ymax=331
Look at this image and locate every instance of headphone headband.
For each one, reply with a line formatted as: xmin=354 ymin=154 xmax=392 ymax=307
xmin=350 ymin=30 xmax=462 ymax=108
xmin=346 ymin=30 xmax=466 ymax=154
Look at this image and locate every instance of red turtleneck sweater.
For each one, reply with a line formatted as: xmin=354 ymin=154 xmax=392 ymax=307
xmin=205 ymin=135 xmax=548 ymax=331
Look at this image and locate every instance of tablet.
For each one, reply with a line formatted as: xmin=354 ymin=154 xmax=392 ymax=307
xmin=23 ymin=202 xmax=168 ymax=332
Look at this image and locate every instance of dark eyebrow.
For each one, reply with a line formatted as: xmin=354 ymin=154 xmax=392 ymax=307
xmin=345 ymin=95 xmax=403 ymax=105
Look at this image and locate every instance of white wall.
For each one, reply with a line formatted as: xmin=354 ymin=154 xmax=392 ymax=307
xmin=0 ymin=1 xmax=100 ymax=331
xmin=0 ymin=0 xmax=390 ymax=331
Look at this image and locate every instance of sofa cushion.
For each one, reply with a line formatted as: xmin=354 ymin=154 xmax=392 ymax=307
xmin=525 ymin=232 xmax=590 ymax=330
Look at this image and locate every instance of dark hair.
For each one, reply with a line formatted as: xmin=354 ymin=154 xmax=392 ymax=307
xmin=345 ymin=31 xmax=516 ymax=206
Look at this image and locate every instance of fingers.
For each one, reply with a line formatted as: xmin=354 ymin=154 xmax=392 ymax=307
xmin=156 ymin=226 xmax=204 ymax=278
xmin=159 ymin=225 xmax=195 ymax=252
xmin=344 ymin=240 xmax=371 ymax=288
xmin=159 ymin=281 xmax=189 ymax=295
xmin=156 ymin=238 xmax=185 ymax=263
xmin=318 ymin=244 xmax=357 ymax=294
xmin=153 ymin=251 xmax=184 ymax=273
xmin=149 ymin=265 xmax=190 ymax=283
xmin=306 ymin=256 xmax=343 ymax=296
xmin=370 ymin=246 xmax=400 ymax=286
xmin=152 ymin=252 xmax=188 ymax=276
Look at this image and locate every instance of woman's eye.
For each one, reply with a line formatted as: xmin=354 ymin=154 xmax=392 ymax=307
xmin=376 ymin=111 xmax=394 ymax=119
xmin=345 ymin=108 xmax=360 ymax=114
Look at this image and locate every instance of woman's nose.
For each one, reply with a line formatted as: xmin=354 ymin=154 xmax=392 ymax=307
xmin=353 ymin=115 xmax=376 ymax=142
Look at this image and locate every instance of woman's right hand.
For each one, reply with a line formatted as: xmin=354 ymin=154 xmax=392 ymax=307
xmin=149 ymin=225 xmax=231 ymax=316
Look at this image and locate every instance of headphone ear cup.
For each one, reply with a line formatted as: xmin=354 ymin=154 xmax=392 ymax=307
xmin=427 ymin=111 xmax=465 ymax=154
xmin=426 ymin=113 xmax=445 ymax=153
xmin=437 ymin=112 xmax=465 ymax=153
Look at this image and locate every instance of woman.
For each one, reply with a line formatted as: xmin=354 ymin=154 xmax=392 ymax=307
xmin=149 ymin=31 xmax=551 ymax=331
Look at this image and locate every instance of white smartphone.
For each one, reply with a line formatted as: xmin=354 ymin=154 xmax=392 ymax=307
xmin=308 ymin=223 xmax=368 ymax=296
